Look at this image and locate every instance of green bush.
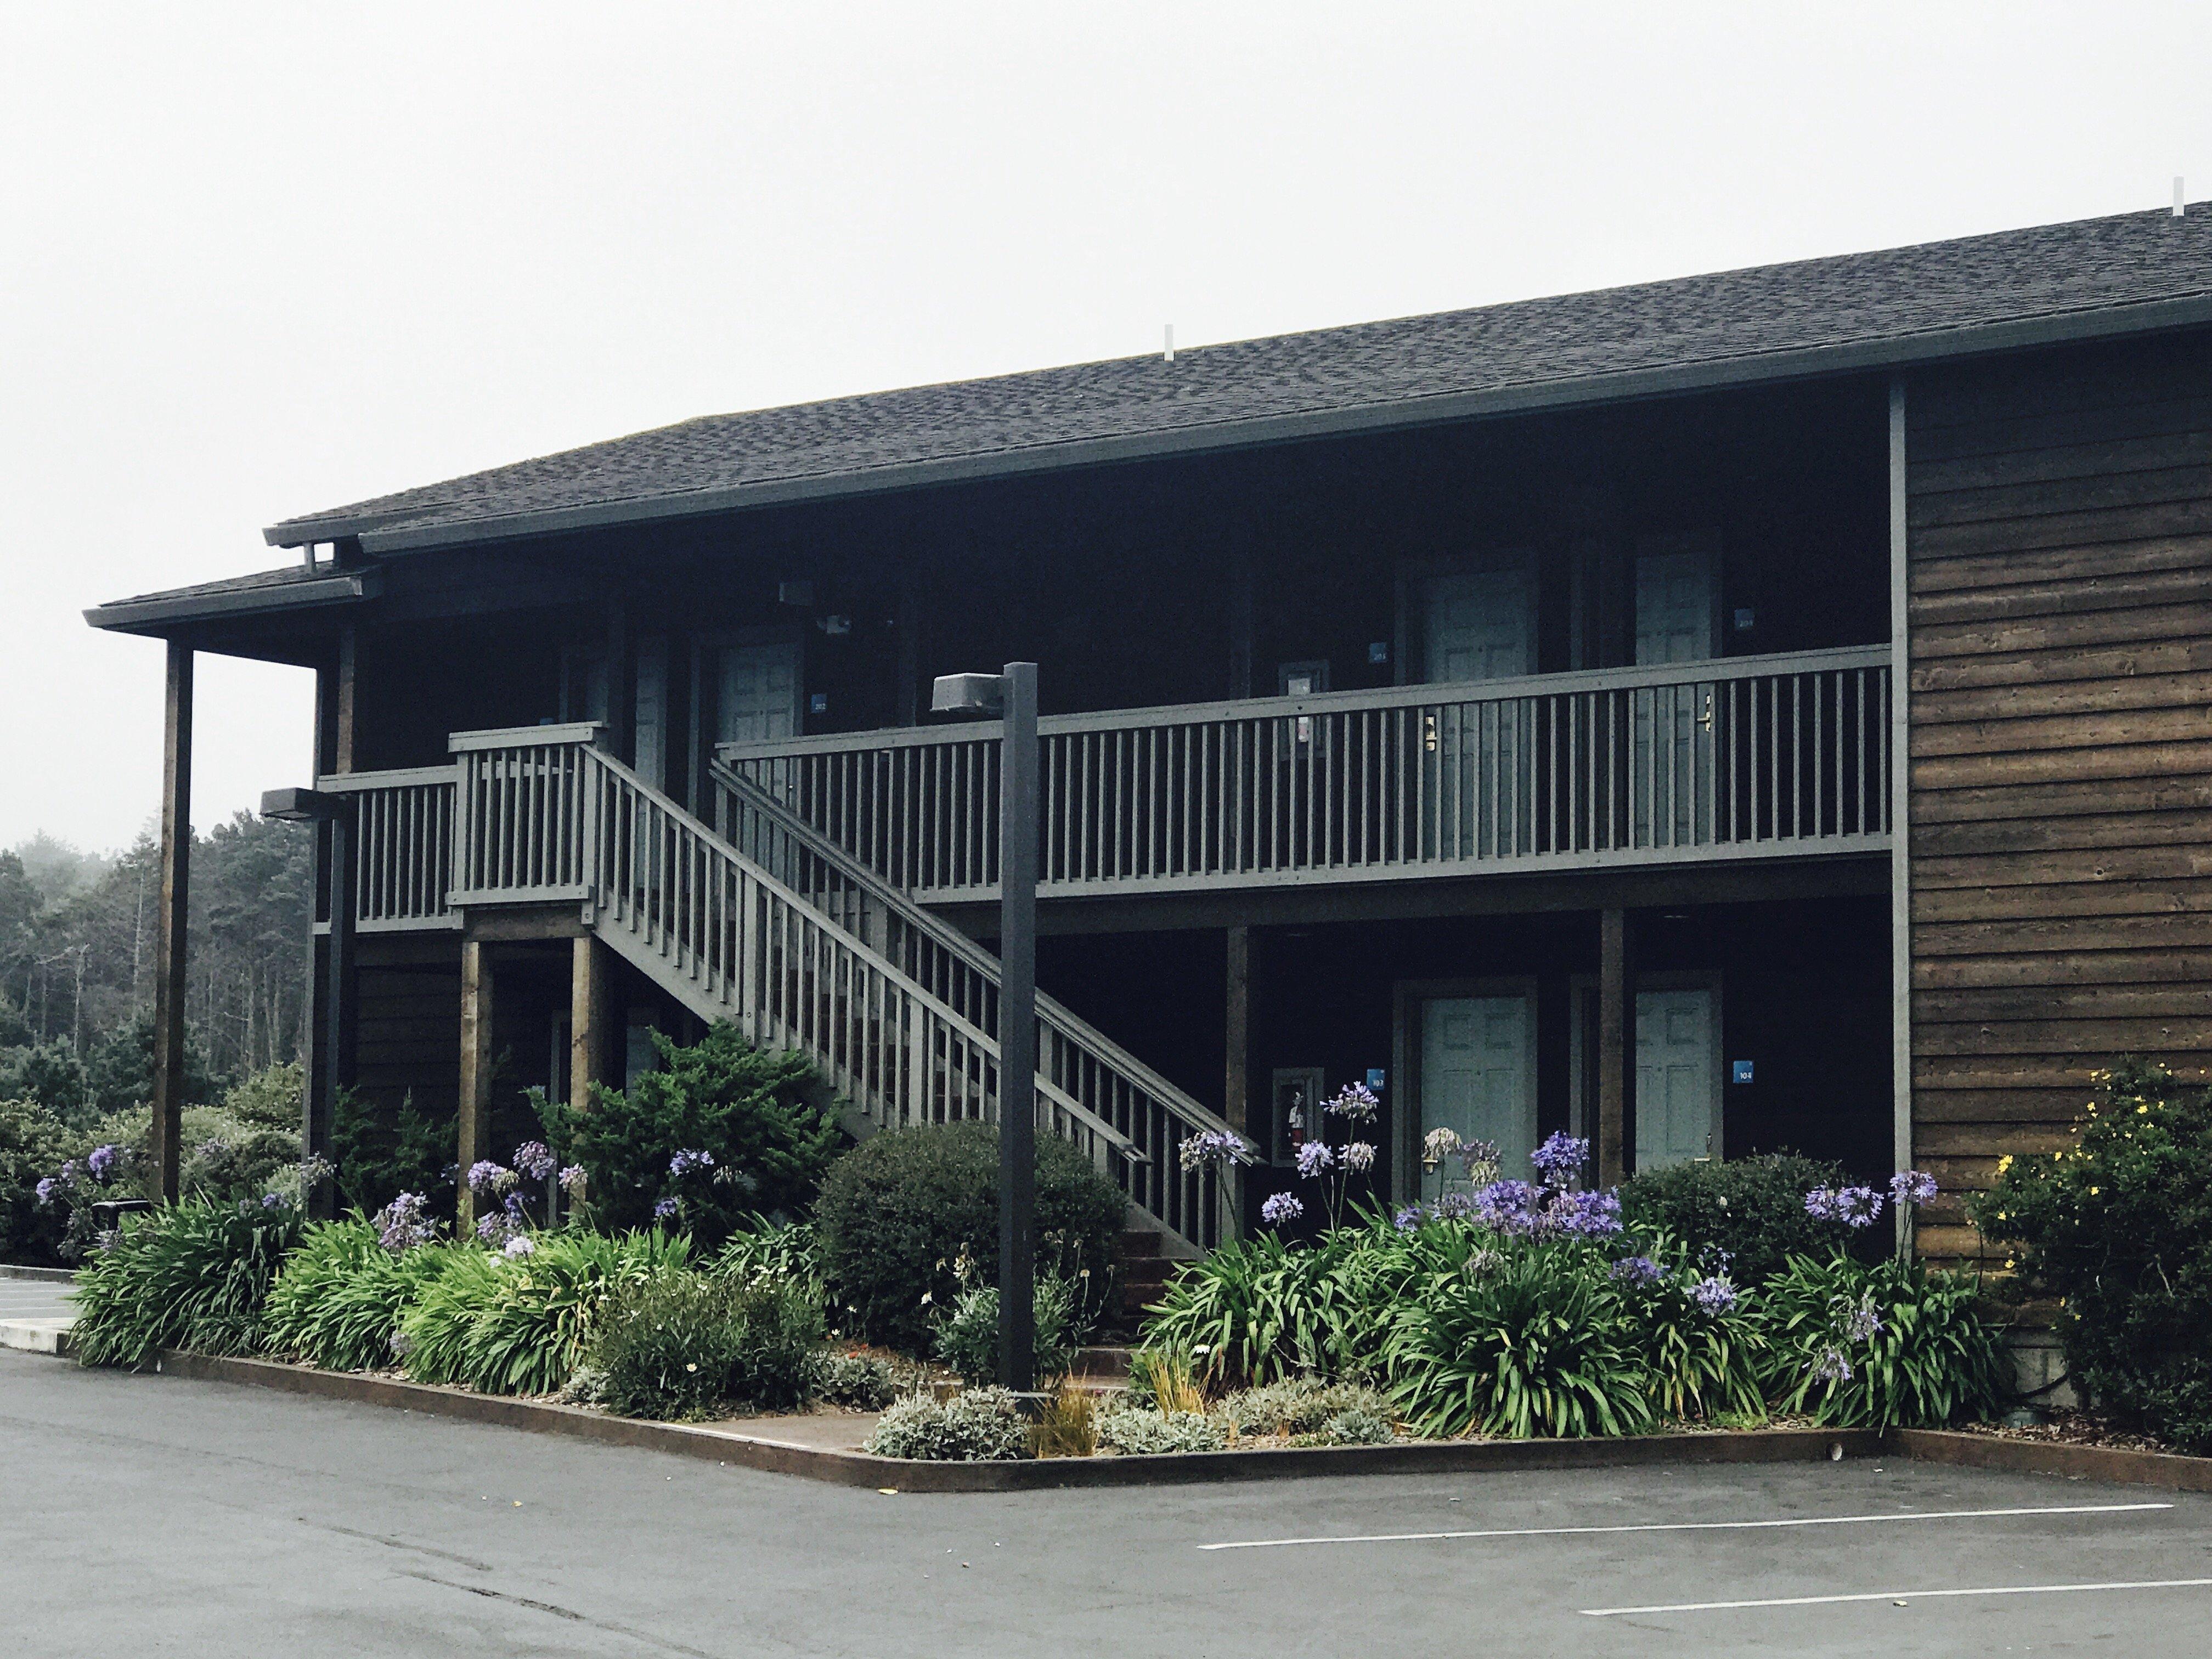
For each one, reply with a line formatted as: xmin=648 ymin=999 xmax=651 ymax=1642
xmin=1310 ymin=1407 xmax=1395 ymax=1446
xmin=396 ymin=1230 xmax=691 ymax=1397
xmin=1617 ymin=1244 xmax=1767 ymax=1421
xmin=334 ymin=1088 xmax=456 ymax=1219
xmin=0 ymin=1094 xmax=74 ymax=1264
xmin=864 ymin=1385 xmax=1032 ymax=1460
xmin=806 ymin=1349 xmax=917 ymax=1409
xmin=263 ymin=1220 xmax=448 ymax=1372
xmin=590 ymin=1274 xmax=752 ymax=1419
xmin=815 ymin=1120 xmax=1125 ymax=1355
xmin=1618 ymin=1154 xmax=1866 ymax=1285
xmin=1385 ymin=1245 xmax=1656 ymax=1440
xmin=1760 ymin=1252 xmax=2004 ymax=1429
xmin=931 ymin=1272 xmax=1086 ymax=1385
xmin=1971 ymin=1059 xmax=2212 ymax=1451
xmin=71 ymin=1199 xmax=304 ymax=1368
xmin=541 ymin=1024 xmax=845 ymax=1247
xmin=709 ymin=1216 xmax=821 ymax=1295
xmin=1096 ymin=1405 xmax=1227 ymax=1455
xmin=1220 ymin=1376 xmax=1394 ymax=1437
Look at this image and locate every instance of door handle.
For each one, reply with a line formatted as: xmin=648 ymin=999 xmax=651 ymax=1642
xmin=1423 ymin=714 xmax=1438 ymax=753
xmin=1697 ymin=693 xmax=1713 ymax=731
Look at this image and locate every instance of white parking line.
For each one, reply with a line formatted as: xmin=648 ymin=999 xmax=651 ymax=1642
xmin=1581 ymin=1578 xmax=2212 ymax=1616
xmin=1198 ymin=1503 xmax=2172 ymax=1551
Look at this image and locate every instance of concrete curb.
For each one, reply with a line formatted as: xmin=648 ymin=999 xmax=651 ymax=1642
xmin=152 ymin=1351 xmax=1882 ymax=1491
xmin=1892 ymin=1427 xmax=2212 ymax=1495
xmin=0 ymin=1321 xmax=74 ymax=1357
xmin=0 ymin=1264 xmax=75 ymax=1283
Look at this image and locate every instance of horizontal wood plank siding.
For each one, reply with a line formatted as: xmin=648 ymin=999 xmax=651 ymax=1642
xmin=1909 ymin=335 xmax=2212 ymax=1256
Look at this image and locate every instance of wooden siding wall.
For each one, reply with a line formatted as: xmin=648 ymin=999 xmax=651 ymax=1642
xmin=1907 ymin=333 xmax=2212 ymax=1261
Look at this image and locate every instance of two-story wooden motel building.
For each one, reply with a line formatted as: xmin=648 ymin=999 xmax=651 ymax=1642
xmin=89 ymin=202 xmax=2212 ymax=1264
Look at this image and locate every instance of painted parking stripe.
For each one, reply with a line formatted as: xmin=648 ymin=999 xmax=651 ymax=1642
xmin=1199 ymin=1502 xmax=2171 ymax=1551
xmin=1582 ymin=1578 xmax=2212 ymax=1617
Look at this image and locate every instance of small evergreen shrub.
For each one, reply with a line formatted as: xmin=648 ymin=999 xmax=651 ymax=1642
xmin=865 ymin=1386 xmax=1032 ymax=1461
xmin=727 ymin=1278 xmax=825 ymax=1409
xmin=815 ymin=1120 xmax=1124 ymax=1355
xmin=1618 ymin=1154 xmax=1866 ymax=1285
xmin=806 ymin=1348 xmax=917 ymax=1409
xmin=930 ymin=1273 xmax=1085 ymax=1385
xmin=1971 ymin=1060 xmax=2212 ymax=1452
xmin=0 ymin=1094 xmax=75 ymax=1264
xmin=541 ymin=1024 xmax=845 ymax=1247
xmin=1096 ymin=1406 xmax=1227 ymax=1455
xmin=263 ymin=1219 xmax=448 ymax=1372
xmin=1311 ymin=1406 xmax=1395 ymax=1446
xmin=1220 ymin=1377 xmax=1393 ymax=1437
xmin=71 ymin=1198 xmax=304 ymax=1368
xmin=589 ymin=1274 xmax=825 ymax=1419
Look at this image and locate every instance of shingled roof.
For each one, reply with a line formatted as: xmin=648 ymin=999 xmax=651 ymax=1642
xmin=268 ymin=202 xmax=2212 ymax=556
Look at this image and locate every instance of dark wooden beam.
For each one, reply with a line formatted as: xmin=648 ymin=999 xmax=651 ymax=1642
xmin=150 ymin=639 xmax=193 ymax=1204
xmin=457 ymin=939 xmax=494 ymax=1227
xmin=1597 ymin=906 xmax=1632 ymax=1187
xmin=569 ymin=936 xmax=607 ymax=1118
xmin=1224 ymin=924 xmax=1252 ymax=1136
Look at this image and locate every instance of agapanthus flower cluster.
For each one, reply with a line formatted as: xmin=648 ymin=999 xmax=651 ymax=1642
xmin=1322 ymin=1081 xmax=1381 ymax=1124
xmin=501 ymin=1233 xmax=537 ymax=1259
xmin=1393 ymin=1204 xmax=1427 ymax=1232
xmin=1421 ymin=1126 xmax=1462 ymax=1167
xmin=372 ymin=1191 xmax=438 ymax=1254
xmin=557 ymin=1164 xmax=588 ymax=1198
xmin=1804 ymin=1184 xmax=1885 ymax=1228
xmin=1610 ymin=1254 xmax=1664 ymax=1285
xmin=1530 ymin=1131 xmax=1591 ymax=1187
xmin=467 ymin=1160 xmax=519 ymax=1198
xmin=1690 ymin=1274 xmax=1739 ymax=1314
xmin=1470 ymin=1178 xmax=1623 ymax=1239
xmin=1260 ymin=1191 xmax=1305 ymax=1227
xmin=1474 ymin=1179 xmax=1544 ymax=1233
xmin=1340 ymin=1141 xmax=1376 ymax=1173
xmin=1550 ymin=1188 xmax=1623 ymax=1237
xmin=475 ymin=1191 xmax=527 ymax=1244
xmin=668 ymin=1147 xmax=715 ymax=1178
xmin=1454 ymin=1138 xmax=1502 ymax=1183
xmin=652 ymin=1197 xmax=681 ymax=1221
xmin=1810 ymin=1345 xmax=1854 ymax=1386
xmin=1887 ymin=1170 xmax=1938 ymax=1209
xmin=1178 ymin=1130 xmax=1253 ymax=1172
xmin=1842 ymin=1293 xmax=1885 ymax=1344
xmin=86 ymin=1143 xmax=123 ymax=1182
xmin=1295 ymin=1140 xmax=1336 ymax=1178
xmin=511 ymin=1141 xmax=557 ymax=1182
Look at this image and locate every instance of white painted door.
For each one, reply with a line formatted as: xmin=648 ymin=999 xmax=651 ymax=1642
xmin=1633 ymin=541 xmax=1718 ymax=846
xmin=716 ymin=642 xmax=800 ymax=746
xmin=1635 ymin=985 xmax=1718 ymax=1171
xmin=1421 ymin=994 xmax=1536 ymax=1176
xmin=1421 ymin=568 xmax=1536 ymax=859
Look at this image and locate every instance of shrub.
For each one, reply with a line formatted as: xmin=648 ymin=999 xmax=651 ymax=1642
xmin=815 ymin=1120 xmax=1125 ymax=1355
xmin=709 ymin=1217 xmax=822 ymax=1295
xmin=1760 ymin=1252 xmax=2004 ymax=1429
xmin=263 ymin=1220 xmax=448 ymax=1372
xmin=1613 ymin=1245 xmax=1767 ymax=1421
xmin=0 ymin=1094 xmax=74 ymax=1264
xmin=726 ymin=1278 xmax=826 ymax=1409
xmin=590 ymin=1274 xmax=751 ymax=1420
xmin=931 ymin=1273 xmax=1085 ymax=1385
xmin=1385 ymin=1245 xmax=1656 ymax=1439
xmin=1618 ymin=1154 xmax=1868 ymax=1286
xmin=334 ymin=1088 xmax=456 ymax=1219
xmin=397 ymin=1230 xmax=691 ymax=1396
xmin=1311 ymin=1406 xmax=1395 ymax=1446
xmin=806 ymin=1348 xmax=917 ymax=1409
xmin=865 ymin=1386 xmax=1032 ymax=1461
xmin=542 ymin=1023 xmax=845 ymax=1247
xmin=1220 ymin=1376 xmax=1393 ymax=1437
xmin=1096 ymin=1406 xmax=1227 ymax=1455
xmin=1971 ymin=1059 xmax=2212 ymax=1451
xmin=71 ymin=1198 xmax=304 ymax=1368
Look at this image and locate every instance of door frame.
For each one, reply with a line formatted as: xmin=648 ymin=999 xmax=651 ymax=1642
xmin=1628 ymin=968 xmax=1725 ymax=1171
xmin=1392 ymin=550 xmax=1539 ymax=687
xmin=690 ymin=627 xmax=805 ymax=795
xmin=1391 ymin=974 xmax=1539 ymax=1201
xmin=1630 ymin=530 xmax=1726 ymax=668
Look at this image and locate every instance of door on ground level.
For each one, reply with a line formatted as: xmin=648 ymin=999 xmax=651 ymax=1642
xmin=1419 ymin=993 xmax=1537 ymax=1177
xmin=1634 ymin=983 xmax=1719 ymax=1171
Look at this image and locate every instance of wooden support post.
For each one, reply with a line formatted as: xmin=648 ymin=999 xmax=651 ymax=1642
xmin=151 ymin=640 xmax=194 ymax=1204
xmin=569 ymin=935 xmax=607 ymax=1116
xmin=304 ymin=625 xmax=358 ymax=1219
xmin=1224 ymin=924 xmax=1252 ymax=1135
xmin=458 ymin=939 xmax=494 ymax=1228
xmin=1597 ymin=906 xmax=1632 ymax=1187
xmin=1888 ymin=375 xmax=1915 ymax=1254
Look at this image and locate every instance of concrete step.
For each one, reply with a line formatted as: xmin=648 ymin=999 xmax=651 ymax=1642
xmin=1070 ymin=1345 xmax=1133 ymax=1380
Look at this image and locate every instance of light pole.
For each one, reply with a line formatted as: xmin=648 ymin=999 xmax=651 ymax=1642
xmin=930 ymin=662 xmax=1039 ymax=1395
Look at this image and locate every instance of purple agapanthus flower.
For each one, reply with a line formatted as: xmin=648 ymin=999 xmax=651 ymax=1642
xmin=668 ymin=1147 xmax=714 ymax=1178
xmin=475 ymin=1211 xmax=506 ymax=1242
xmin=1888 ymin=1170 xmax=1938 ymax=1209
xmin=1295 ymin=1140 xmax=1335 ymax=1178
xmin=87 ymin=1143 xmax=121 ymax=1182
xmin=1393 ymin=1204 xmax=1427 ymax=1233
xmin=1550 ymin=1188 xmax=1623 ymax=1237
xmin=557 ymin=1164 xmax=588 ymax=1198
xmin=512 ymin=1141 xmax=556 ymax=1182
xmin=466 ymin=1160 xmax=516 ymax=1197
xmin=1178 ymin=1130 xmax=1253 ymax=1172
xmin=373 ymin=1192 xmax=437 ymax=1254
xmin=1474 ymin=1179 xmax=1543 ymax=1234
xmin=1322 ymin=1081 xmax=1381 ymax=1124
xmin=1530 ymin=1131 xmax=1590 ymax=1185
xmin=1805 ymin=1184 xmax=1886 ymax=1227
xmin=1260 ymin=1191 xmax=1304 ymax=1227
xmin=1843 ymin=1296 xmax=1885 ymax=1344
xmin=1812 ymin=1346 xmax=1854 ymax=1386
xmin=1610 ymin=1255 xmax=1664 ymax=1285
xmin=34 ymin=1177 xmax=56 ymax=1205
xmin=1691 ymin=1274 xmax=1738 ymax=1314
xmin=653 ymin=1197 xmax=680 ymax=1221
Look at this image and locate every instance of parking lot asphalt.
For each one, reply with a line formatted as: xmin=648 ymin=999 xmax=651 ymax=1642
xmin=5 ymin=1347 xmax=2210 ymax=1657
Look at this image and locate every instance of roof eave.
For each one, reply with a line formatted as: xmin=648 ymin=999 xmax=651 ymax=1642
xmin=263 ymin=290 xmax=2212 ymax=558
xmin=84 ymin=568 xmax=381 ymax=635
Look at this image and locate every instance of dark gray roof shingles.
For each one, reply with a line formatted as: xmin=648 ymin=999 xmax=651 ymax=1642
xmin=268 ymin=204 xmax=2212 ymax=550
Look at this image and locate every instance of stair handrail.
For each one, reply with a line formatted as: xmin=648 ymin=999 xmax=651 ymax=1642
xmin=710 ymin=757 xmax=1243 ymax=1150
xmin=559 ymin=741 xmax=1147 ymax=1170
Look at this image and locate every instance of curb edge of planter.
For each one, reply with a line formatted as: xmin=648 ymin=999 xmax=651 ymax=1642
xmin=0 ymin=1263 xmax=77 ymax=1283
xmin=1889 ymin=1427 xmax=2212 ymax=1494
xmin=153 ymin=1352 xmax=1891 ymax=1492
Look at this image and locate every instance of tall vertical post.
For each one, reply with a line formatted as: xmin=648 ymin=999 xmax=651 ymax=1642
xmin=570 ymin=935 xmax=606 ymax=1118
xmin=998 ymin=661 xmax=1040 ymax=1395
xmin=1888 ymin=375 xmax=1915 ymax=1252
xmin=458 ymin=939 xmax=494 ymax=1229
xmin=1597 ymin=906 xmax=1632 ymax=1187
xmin=150 ymin=639 xmax=194 ymax=1204
xmin=312 ymin=803 xmax=355 ymax=1219
xmin=1224 ymin=924 xmax=1252 ymax=1136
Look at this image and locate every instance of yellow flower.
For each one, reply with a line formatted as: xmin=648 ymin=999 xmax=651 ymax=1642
xmin=2138 ymin=1103 xmax=2150 ymax=1115
xmin=2089 ymin=1187 xmax=2100 ymax=1197
xmin=1997 ymin=1155 xmax=2013 ymax=1174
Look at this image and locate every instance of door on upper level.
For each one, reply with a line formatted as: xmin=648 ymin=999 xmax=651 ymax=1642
xmin=1634 ymin=979 xmax=1720 ymax=1171
xmin=1410 ymin=986 xmax=1538 ymax=1182
xmin=1417 ymin=560 xmax=1538 ymax=860
xmin=714 ymin=640 xmax=801 ymax=746
xmin=1632 ymin=535 xmax=1721 ymax=847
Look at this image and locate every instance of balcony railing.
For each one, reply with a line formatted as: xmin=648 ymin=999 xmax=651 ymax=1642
xmin=717 ymin=646 xmax=1892 ymax=901
xmin=317 ymin=765 xmax=460 ymax=931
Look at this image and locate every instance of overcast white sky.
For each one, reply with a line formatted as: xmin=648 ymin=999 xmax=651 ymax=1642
xmin=2 ymin=2 xmax=2205 ymax=853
